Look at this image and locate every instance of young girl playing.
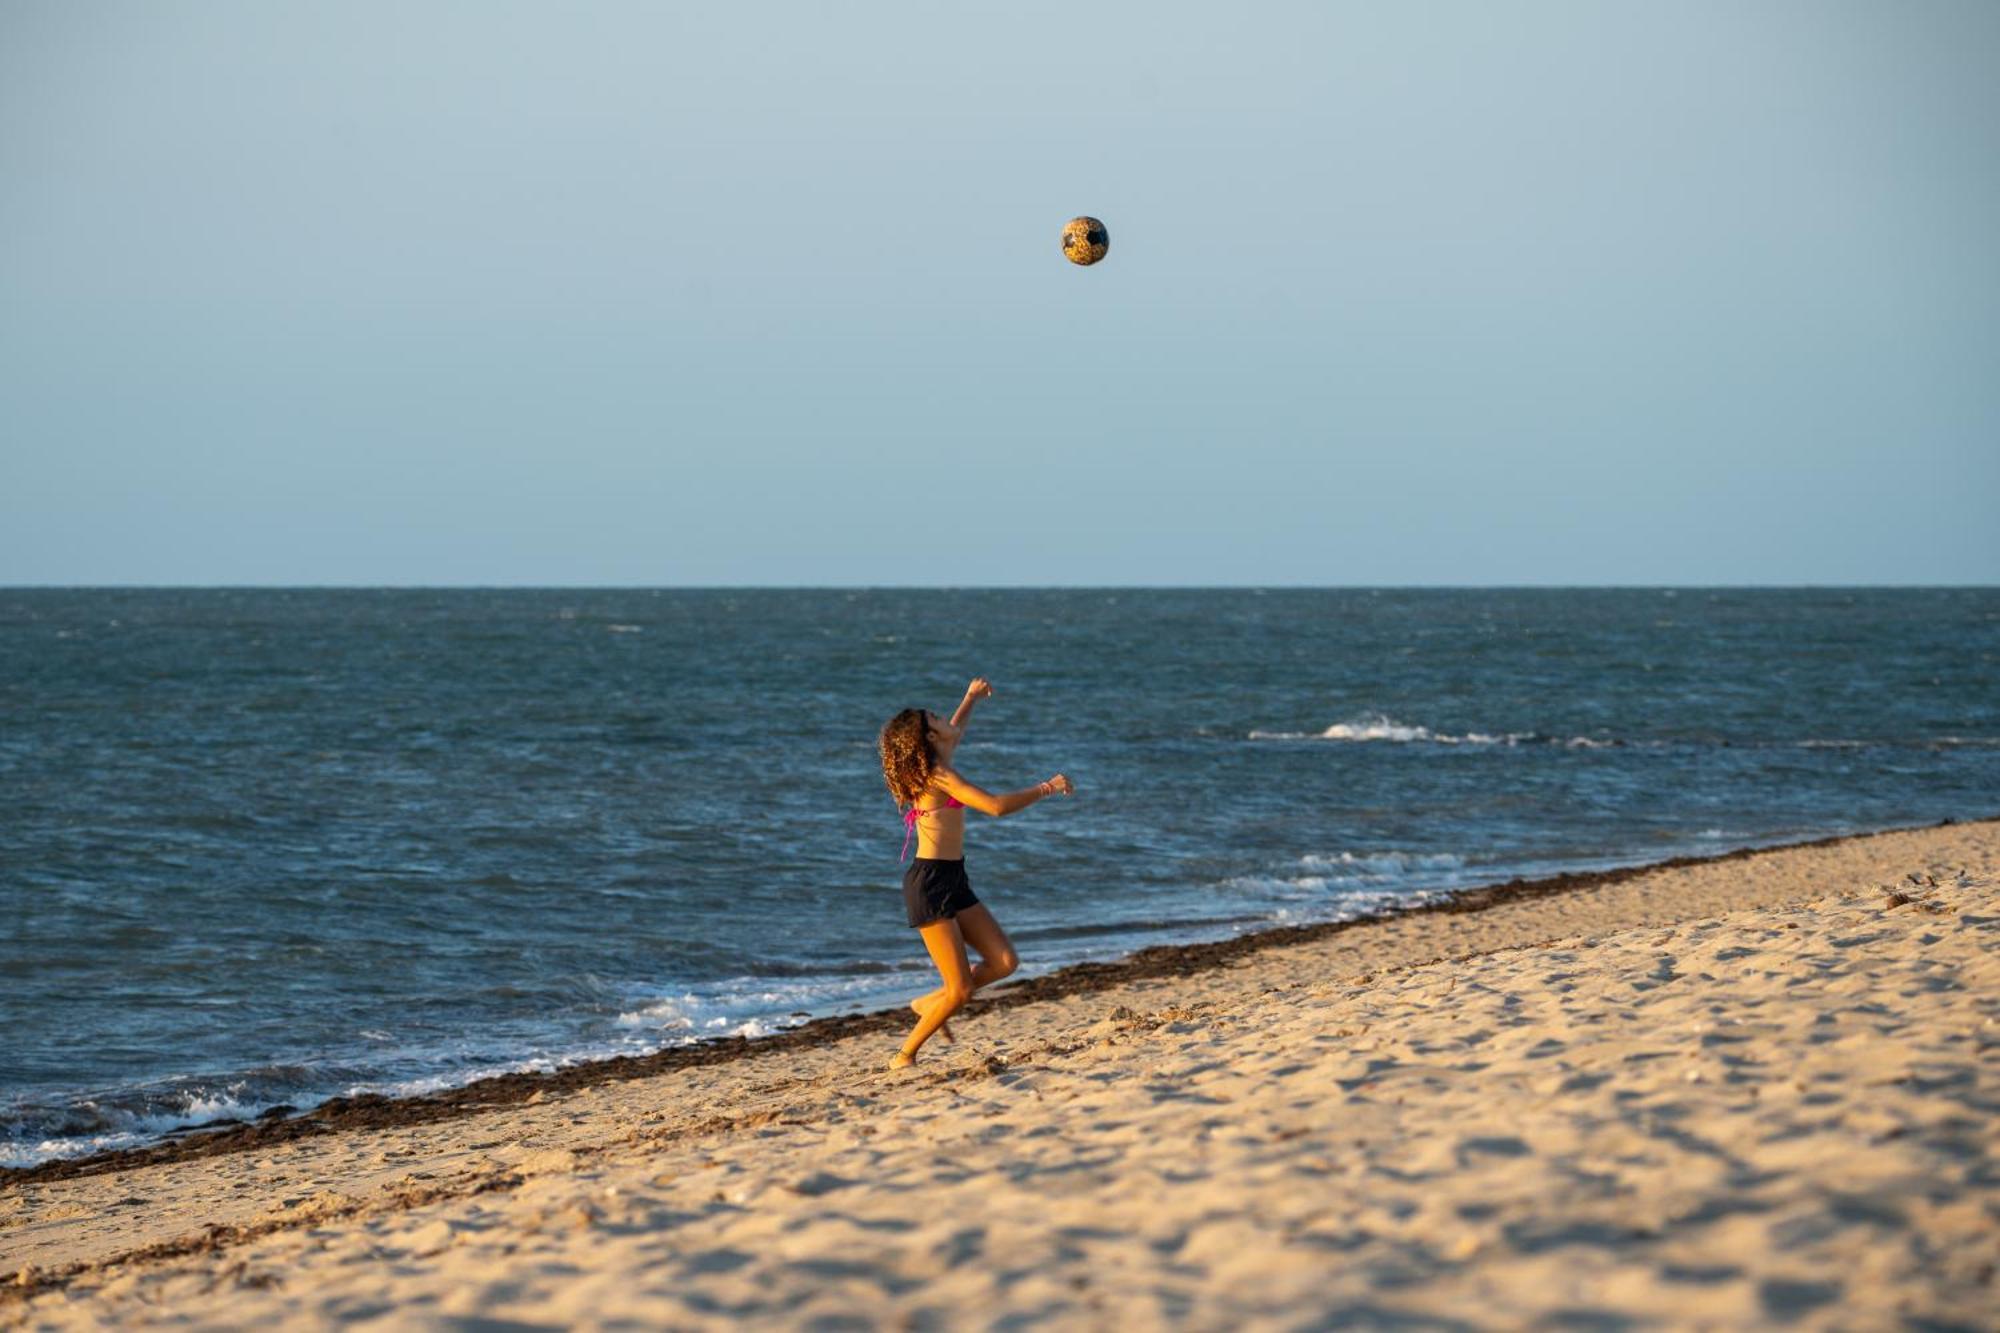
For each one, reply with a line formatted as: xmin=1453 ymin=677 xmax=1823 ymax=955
xmin=877 ymin=677 xmax=1073 ymax=1069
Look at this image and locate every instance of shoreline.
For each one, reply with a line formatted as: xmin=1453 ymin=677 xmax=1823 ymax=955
xmin=8 ymin=814 xmax=1986 ymax=1189
xmin=4 ymin=814 xmax=1992 ymax=1326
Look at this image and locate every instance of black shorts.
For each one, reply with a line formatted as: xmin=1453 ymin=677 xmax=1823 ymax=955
xmin=903 ymin=857 xmax=980 ymax=929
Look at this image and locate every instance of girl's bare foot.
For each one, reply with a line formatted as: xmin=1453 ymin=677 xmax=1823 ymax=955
xmin=911 ymin=996 xmax=954 ymax=1043
xmin=887 ymin=1051 xmax=915 ymax=1070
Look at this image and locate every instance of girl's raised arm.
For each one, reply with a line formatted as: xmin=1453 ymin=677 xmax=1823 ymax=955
xmin=948 ymin=677 xmax=993 ymax=731
xmin=935 ymin=765 xmax=1072 ymax=818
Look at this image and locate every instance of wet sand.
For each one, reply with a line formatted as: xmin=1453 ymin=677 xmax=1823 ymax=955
xmin=4 ymin=819 xmax=1995 ymax=1329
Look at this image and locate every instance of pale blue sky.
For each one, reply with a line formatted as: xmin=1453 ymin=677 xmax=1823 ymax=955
xmin=3 ymin=1 xmax=1995 ymax=585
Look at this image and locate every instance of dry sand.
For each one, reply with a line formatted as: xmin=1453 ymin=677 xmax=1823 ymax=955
xmin=4 ymin=820 xmax=1995 ymax=1330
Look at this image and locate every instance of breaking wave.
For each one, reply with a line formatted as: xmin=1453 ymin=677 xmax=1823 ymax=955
xmin=1247 ymin=714 xmax=1543 ymax=746
xmin=1247 ymin=714 xmax=2000 ymax=751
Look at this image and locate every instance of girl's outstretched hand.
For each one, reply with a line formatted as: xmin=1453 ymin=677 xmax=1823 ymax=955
xmin=965 ymin=677 xmax=994 ymax=701
xmin=1044 ymin=773 xmax=1074 ymax=796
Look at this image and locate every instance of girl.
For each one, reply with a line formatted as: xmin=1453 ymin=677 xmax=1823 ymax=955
xmin=877 ymin=677 xmax=1073 ymax=1069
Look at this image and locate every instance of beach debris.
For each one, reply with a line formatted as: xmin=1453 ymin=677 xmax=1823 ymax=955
xmin=1088 ymin=1006 xmax=1156 ymax=1045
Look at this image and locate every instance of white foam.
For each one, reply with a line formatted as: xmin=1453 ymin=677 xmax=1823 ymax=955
xmin=710 ymin=1016 xmax=779 ymax=1039
xmin=614 ymin=996 xmax=698 ymax=1030
xmin=2 ymin=1133 xmax=147 ymax=1171
xmin=1249 ymin=714 xmax=1535 ymax=746
xmin=1217 ymin=875 xmax=1447 ymax=921
xmin=355 ymin=1057 xmax=576 ymax=1101
xmin=1220 ymin=873 xmax=1333 ymax=898
xmin=1319 ymin=716 xmax=1437 ymax=743
xmin=1297 ymin=850 xmax=1467 ymax=877
xmin=5 ymin=985 xmax=846 ymax=1167
xmin=0 ymin=1091 xmax=262 ymax=1170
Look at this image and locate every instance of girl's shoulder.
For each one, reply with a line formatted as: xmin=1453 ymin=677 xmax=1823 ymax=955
xmin=918 ymin=767 xmax=964 ymax=803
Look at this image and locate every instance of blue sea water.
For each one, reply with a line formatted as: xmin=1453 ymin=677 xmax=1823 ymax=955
xmin=2 ymin=587 xmax=1996 ymax=1167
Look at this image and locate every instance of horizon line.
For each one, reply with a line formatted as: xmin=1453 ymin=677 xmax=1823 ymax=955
xmin=4 ymin=582 xmax=1996 ymax=593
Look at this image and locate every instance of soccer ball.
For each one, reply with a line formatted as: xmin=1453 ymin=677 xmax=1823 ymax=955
xmin=1061 ymin=216 xmax=1109 ymax=266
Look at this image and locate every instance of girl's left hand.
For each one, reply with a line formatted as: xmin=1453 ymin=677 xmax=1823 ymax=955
xmin=965 ymin=677 xmax=994 ymax=700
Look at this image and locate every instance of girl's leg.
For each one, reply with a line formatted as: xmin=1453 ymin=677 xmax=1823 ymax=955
xmin=892 ymin=919 xmax=973 ymax=1069
xmin=908 ymin=992 xmax=956 ymax=1042
xmin=953 ymin=905 xmax=1020 ymax=989
xmin=910 ymin=905 xmax=1019 ymax=1032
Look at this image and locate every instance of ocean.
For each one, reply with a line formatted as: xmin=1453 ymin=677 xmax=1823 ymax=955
xmin=3 ymin=587 xmax=1995 ymax=1167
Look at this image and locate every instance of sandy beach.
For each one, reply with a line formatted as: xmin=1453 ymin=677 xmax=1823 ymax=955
xmin=4 ymin=819 xmax=1995 ymax=1329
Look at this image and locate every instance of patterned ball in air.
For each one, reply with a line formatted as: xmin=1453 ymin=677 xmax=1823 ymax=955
xmin=1061 ymin=216 xmax=1109 ymax=266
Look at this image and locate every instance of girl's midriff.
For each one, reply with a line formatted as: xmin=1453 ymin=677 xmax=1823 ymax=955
xmin=908 ymin=801 xmax=966 ymax=860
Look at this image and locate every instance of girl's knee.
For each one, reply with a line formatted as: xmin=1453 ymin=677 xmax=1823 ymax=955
xmin=990 ymin=947 xmax=1019 ymax=980
xmin=940 ymin=982 xmax=972 ymax=1010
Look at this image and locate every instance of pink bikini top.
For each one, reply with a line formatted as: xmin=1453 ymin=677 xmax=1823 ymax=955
xmin=900 ymin=796 xmax=964 ymax=863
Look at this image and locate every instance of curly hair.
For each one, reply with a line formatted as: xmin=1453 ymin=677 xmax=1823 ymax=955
xmin=878 ymin=708 xmax=936 ymax=809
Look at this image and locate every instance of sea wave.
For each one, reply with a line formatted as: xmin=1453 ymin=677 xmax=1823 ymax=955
xmin=1226 ymin=876 xmax=1450 ymax=922
xmin=1246 ymin=714 xmax=1540 ymax=746
xmin=1216 ymin=847 xmax=1478 ymax=913
xmin=613 ymin=996 xmax=700 ymax=1031
xmin=1247 ymin=715 xmax=2000 ymax=751
xmin=1 ymin=967 xmax=942 ymax=1169
xmin=0 ymin=1093 xmax=261 ymax=1171
xmin=0 ymin=1011 xmax=811 ymax=1170
xmin=1297 ymin=850 xmax=1469 ymax=877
